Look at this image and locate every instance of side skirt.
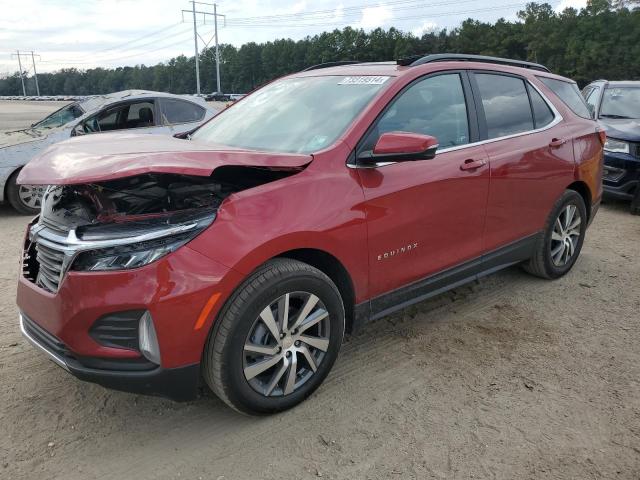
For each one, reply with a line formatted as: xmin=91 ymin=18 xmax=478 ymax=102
xmin=353 ymin=232 xmax=541 ymax=332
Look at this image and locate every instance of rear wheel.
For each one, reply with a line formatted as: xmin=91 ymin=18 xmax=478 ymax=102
xmin=6 ymin=170 xmax=43 ymax=215
xmin=630 ymin=187 xmax=640 ymax=216
xmin=202 ymin=259 xmax=345 ymax=415
xmin=524 ymin=190 xmax=587 ymax=279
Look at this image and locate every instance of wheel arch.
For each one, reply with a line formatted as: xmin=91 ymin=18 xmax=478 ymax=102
xmin=566 ymin=180 xmax=592 ymax=221
xmin=273 ymin=248 xmax=357 ymax=334
xmin=1 ymin=166 xmax=22 ymax=203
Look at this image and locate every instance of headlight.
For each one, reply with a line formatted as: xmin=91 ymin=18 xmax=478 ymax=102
xmin=71 ymin=210 xmax=215 ymax=272
xmin=604 ymin=138 xmax=630 ymax=154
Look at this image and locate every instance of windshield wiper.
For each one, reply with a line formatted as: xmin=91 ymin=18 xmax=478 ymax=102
xmin=600 ymin=114 xmax=636 ymax=119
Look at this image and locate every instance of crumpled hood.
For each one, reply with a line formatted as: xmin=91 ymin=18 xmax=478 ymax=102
xmin=598 ymin=118 xmax=640 ymax=143
xmin=17 ymin=133 xmax=313 ymax=185
xmin=0 ymin=128 xmax=48 ymax=148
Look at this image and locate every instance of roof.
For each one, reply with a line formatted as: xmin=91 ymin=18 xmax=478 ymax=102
xmin=78 ymin=89 xmax=209 ymax=113
xmin=605 ymin=81 xmax=640 ymax=87
xmin=293 ymin=58 xmax=573 ymax=85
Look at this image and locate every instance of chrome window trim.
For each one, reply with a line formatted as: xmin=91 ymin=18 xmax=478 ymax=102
xmin=347 ymin=78 xmax=563 ymax=169
xmin=19 ymin=313 xmax=69 ymax=371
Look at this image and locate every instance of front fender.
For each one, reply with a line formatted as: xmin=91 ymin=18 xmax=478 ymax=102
xmin=186 ymin=164 xmax=370 ymax=303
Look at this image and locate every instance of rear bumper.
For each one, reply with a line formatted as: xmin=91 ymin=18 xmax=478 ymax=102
xmin=20 ymin=312 xmax=200 ymax=401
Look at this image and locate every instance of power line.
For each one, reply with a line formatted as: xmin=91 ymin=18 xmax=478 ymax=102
xmin=228 ymin=0 xmax=435 ymax=22
xmin=72 ymin=22 xmax=185 ymax=60
xmin=40 ymin=29 xmax=194 ymax=66
xmin=226 ymin=1 xmax=554 ymax=28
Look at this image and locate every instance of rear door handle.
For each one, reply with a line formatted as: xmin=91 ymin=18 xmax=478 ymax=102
xmin=460 ymin=158 xmax=487 ymax=171
xmin=549 ymin=137 xmax=567 ymax=148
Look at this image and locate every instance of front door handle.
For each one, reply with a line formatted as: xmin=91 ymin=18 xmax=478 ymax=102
xmin=460 ymin=158 xmax=487 ymax=171
xmin=549 ymin=137 xmax=567 ymax=148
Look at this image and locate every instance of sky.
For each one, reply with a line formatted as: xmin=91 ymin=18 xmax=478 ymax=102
xmin=0 ymin=0 xmax=588 ymax=76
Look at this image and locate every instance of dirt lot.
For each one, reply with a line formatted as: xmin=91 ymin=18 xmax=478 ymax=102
xmin=0 ymin=102 xmax=638 ymax=480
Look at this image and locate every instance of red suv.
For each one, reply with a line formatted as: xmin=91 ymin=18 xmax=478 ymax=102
xmin=17 ymin=54 xmax=603 ymax=414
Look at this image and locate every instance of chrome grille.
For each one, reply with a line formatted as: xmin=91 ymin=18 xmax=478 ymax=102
xmin=35 ymin=241 xmax=65 ymax=292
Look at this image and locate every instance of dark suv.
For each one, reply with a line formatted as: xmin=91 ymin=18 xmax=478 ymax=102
xmin=583 ymin=80 xmax=640 ymax=214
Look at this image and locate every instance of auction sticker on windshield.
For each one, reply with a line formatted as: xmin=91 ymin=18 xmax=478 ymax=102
xmin=338 ymin=76 xmax=390 ymax=85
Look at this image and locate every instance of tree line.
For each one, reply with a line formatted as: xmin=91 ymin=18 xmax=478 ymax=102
xmin=1 ymin=0 xmax=638 ymax=96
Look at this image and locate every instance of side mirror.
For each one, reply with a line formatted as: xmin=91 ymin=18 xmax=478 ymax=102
xmin=586 ymin=103 xmax=595 ymax=119
xmin=358 ymin=132 xmax=438 ymax=165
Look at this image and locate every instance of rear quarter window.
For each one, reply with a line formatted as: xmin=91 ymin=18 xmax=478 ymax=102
xmin=539 ymin=77 xmax=591 ymax=119
xmin=161 ymin=99 xmax=206 ymax=125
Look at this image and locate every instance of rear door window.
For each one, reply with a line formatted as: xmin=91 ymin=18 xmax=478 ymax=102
xmin=161 ymin=99 xmax=206 ymax=125
xmin=474 ymin=73 xmax=534 ymax=139
xmin=539 ymin=77 xmax=591 ymax=119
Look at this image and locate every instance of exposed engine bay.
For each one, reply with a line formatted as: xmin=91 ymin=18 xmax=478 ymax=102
xmin=39 ymin=166 xmax=298 ymax=234
xmin=23 ymin=166 xmax=302 ymax=291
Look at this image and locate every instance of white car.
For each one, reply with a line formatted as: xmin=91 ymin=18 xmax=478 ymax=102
xmin=0 ymin=90 xmax=218 ymax=214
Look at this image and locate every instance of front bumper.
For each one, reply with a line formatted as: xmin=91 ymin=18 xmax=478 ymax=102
xmin=17 ymin=243 xmax=243 ymax=400
xmin=602 ymin=151 xmax=639 ymax=200
xmin=20 ymin=312 xmax=200 ymax=401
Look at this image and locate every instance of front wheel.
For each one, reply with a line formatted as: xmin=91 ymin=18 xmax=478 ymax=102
xmin=202 ymin=259 xmax=345 ymax=415
xmin=6 ymin=170 xmax=43 ymax=215
xmin=524 ymin=189 xmax=587 ymax=279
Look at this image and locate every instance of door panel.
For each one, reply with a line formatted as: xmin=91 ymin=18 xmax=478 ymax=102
xmin=357 ymin=71 xmax=488 ymax=298
xmin=470 ymin=72 xmax=576 ymax=252
xmin=359 ymin=147 xmax=490 ymax=298
xmin=482 ymin=125 xmax=575 ymax=252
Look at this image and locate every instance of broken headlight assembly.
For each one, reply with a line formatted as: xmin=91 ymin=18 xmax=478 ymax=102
xmin=71 ymin=210 xmax=215 ymax=272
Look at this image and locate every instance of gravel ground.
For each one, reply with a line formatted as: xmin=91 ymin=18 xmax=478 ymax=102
xmin=0 ymin=101 xmax=638 ymax=480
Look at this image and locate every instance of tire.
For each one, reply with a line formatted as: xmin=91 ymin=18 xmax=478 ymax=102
xmin=630 ymin=188 xmax=640 ymax=216
xmin=6 ymin=170 xmax=43 ymax=215
xmin=202 ymin=258 xmax=345 ymax=415
xmin=523 ymin=189 xmax=588 ymax=279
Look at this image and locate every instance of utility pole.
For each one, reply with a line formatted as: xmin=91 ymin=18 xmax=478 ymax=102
xmin=191 ymin=0 xmax=201 ymax=95
xmin=11 ymin=50 xmax=41 ymax=96
xmin=12 ymin=50 xmax=26 ymax=96
xmin=31 ymin=51 xmax=40 ymax=96
xmin=214 ymin=3 xmax=221 ymax=94
xmin=181 ymin=1 xmax=225 ymax=95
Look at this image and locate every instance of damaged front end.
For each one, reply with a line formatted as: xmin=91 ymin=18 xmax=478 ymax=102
xmin=23 ymin=167 xmax=295 ymax=293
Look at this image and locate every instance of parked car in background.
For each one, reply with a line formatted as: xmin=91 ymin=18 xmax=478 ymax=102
xmin=17 ymin=55 xmax=603 ymax=414
xmin=583 ymin=80 xmax=640 ymax=214
xmin=0 ymin=90 xmax=218 ymax=214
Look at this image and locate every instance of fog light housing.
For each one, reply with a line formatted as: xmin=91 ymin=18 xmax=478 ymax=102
xmin=139 ymin=311 xmax=161 ymax=365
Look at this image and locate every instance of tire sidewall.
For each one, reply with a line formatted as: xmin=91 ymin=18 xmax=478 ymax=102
xmin=541 ymin=191 xmax=587 ymax=278
xmin=7 ymin=171 xmax=40 ymax=216
xmin=219 ymin=270 xmax=344 ymax=414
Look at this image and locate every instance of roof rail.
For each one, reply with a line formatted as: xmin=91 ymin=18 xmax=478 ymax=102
xmin=302 ymin=61 xmax=361 ymax=71
xmin=398 ymin=53 xmax=550 ymax=73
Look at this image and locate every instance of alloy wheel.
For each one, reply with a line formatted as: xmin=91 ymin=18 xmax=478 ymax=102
xmin=550 ymin=203 xmax=582 ymax=266
xmin=243 ymin=291 xmax=330 ymax=397
xmin=18 ymin=184 xmax=45 ymax=210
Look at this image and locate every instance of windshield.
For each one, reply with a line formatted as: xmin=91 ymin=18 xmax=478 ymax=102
xmin=191 ymin=75 xmax=390 ymax=154
xmin=33 ymin=103 xmax=84 ymax=129
xmin=600 ymin=87 xmax=640 ymax=119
